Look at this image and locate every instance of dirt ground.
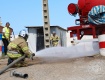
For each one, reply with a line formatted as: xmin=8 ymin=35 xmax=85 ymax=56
xmin=0 ymin=55 xmax=105 ymax=80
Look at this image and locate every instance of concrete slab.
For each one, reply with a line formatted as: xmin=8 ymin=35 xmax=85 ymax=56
xmin=0 ymin=55 xmax=105 ymax=80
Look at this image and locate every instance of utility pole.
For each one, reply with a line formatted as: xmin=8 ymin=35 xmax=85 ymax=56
xmin=42 ymin=0 xmax=50 ymax=48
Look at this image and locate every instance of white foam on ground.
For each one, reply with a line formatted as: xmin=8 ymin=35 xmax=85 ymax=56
xmin=36 ymin=41 xmax=100 ymax=59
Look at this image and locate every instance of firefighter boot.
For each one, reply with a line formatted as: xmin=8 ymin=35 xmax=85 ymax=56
xmin=7 ymin=58 xmax=14 ymax=65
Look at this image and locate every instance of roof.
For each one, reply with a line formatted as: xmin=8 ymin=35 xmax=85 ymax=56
xmin=25 ymin=25 xmax=67 ymax=31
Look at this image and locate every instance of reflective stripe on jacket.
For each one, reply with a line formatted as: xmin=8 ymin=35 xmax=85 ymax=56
xmin=50 ymin=35 xmax=59 ymax=42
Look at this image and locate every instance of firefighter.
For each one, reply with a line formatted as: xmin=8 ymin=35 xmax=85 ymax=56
xmin=2 ymin=22 xmax=11 ymax=55
xmin=50 ymin=31 xmax=59 ymax=47
xmin=7 ymin=30 xmax=34 ymax=67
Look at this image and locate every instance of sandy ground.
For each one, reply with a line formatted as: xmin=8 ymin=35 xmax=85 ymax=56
xmin=0 ymin=55 xmax=105 ymax=80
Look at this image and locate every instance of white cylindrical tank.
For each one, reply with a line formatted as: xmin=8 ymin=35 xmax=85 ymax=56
xmin=98 ymin=34 xmax=105 ymax=56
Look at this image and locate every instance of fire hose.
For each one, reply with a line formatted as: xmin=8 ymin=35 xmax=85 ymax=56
xmin=10 ymin=70 xmax=28 ymax=79
xmin=88 ymin=5 xmax=105 ymax=25
xmin=0 ymin=53 xmax=35 ymax=75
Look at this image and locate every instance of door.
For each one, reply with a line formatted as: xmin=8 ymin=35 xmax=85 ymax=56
xmin=36 ymin=28 xmax=44 ymax=51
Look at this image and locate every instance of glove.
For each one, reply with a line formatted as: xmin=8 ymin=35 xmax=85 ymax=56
xmin=25 ymin=53 xmax=35 ymax=60
xmin=30 ymin=53 xmax=35 ymax=60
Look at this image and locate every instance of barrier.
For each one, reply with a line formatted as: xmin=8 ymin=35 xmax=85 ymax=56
xmin=0 ymin=34 xmax=2 ymax=57
xmin=2 ymin=46 xmax=4 ymax=53
xmin=98 ymin=34 xmax=105 ymax=56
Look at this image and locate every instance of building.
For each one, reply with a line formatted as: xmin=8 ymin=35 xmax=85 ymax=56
xmin=26 ymin=26 xmax=67 ymax=53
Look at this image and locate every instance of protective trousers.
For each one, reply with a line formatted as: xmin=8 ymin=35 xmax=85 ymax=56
xmin=7 ymin=52 xmax=27 ymax=67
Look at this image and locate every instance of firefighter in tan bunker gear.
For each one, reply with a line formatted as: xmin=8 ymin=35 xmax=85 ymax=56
xmin=50 ymin=31 xmax=59 ymax=47
xmin=7 ymin=30 xmax=33 ymax=67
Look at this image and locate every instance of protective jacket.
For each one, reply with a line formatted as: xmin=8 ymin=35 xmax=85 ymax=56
xmin=7 ymin=36 xmax=32 ymax=59
xmin=2 ymin=27 xmax=10 ymax=39
xmin=50 ymin=35 xmax=59 ymax=46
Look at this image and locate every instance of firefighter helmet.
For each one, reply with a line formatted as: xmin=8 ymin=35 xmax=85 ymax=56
xmin=19 ymin=29 xmax=27 ymax=37
xmin=52 ymin=31 xmax=56 ymax=34
xmin=19 ymin=29 xmax=28 ymax=40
